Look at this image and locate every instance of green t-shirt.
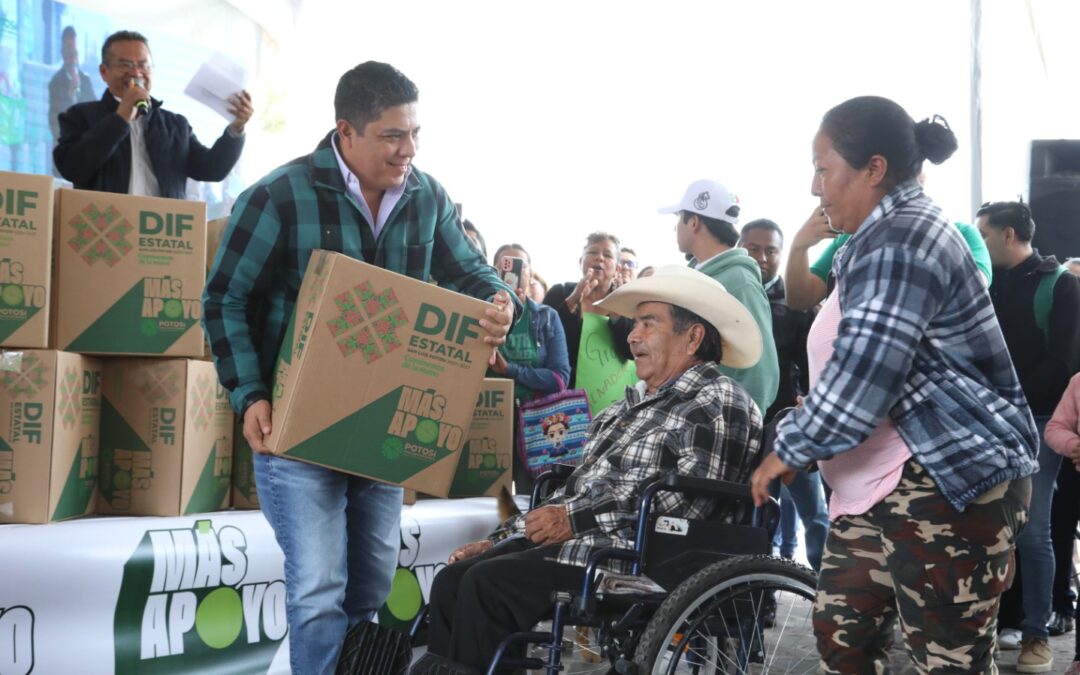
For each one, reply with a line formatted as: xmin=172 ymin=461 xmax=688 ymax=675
xmin=809 ymin=221 xmax=992 ymax=284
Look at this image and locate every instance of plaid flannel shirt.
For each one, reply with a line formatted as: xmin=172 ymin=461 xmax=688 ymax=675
xmin=774 ymin=179 xmax=1038 ymax=510
xmin=491 ymin=361 xmax=762 ymax=570
xmin=203 ymin=130 xmax=516 ymax=413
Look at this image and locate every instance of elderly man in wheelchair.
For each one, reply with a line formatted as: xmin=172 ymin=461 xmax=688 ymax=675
xmin=412 ymin=266 xmax=819 ymax=675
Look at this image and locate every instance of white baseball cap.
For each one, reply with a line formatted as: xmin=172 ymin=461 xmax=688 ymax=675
xmin=658 ymin=179 xmax=741 ymax=225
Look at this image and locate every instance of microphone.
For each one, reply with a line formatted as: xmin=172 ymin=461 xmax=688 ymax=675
xmin=132 ymin=77 xmax=150 ymax=116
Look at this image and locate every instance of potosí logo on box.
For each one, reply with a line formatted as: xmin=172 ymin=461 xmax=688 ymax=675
xmin=114 ymin=519 xmax=286 ymax=672
xmin=0 ymin=188 xmax=40 ymax=231
xmin=383 ymin=386 xmax=464 ymax=460
xmin=0 ymin=605 xmax=34 ymax=675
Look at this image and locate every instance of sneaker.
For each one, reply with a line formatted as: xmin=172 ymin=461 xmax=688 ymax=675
xmin=1049 ymin=610 xmax=1075 ymax=636
xmin=998 ymin=628 xmax=1022 ymax=650
xmin=1064 ymin=660 xmax=1080 ymax=675
xmin=1016 ymin=638 xmax=1053 ymax=674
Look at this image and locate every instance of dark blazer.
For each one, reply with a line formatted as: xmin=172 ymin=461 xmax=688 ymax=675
xmin=54 ymin=91 xmax=244 ymax=199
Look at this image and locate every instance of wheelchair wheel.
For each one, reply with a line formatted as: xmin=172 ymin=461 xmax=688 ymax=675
xmin=632 ymin=556 xmax=817 ymax=675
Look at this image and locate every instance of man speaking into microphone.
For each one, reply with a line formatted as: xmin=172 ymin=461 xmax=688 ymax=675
xmin=54 ymin=30 xmax=252 ymax=198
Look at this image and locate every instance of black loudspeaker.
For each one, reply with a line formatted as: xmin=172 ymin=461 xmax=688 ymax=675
xmin=1029 ymin=140 xmax=1080 ymax=260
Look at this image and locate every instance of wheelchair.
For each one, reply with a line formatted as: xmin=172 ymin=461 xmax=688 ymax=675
xmin=473 ymin=464 xmax=820 ymax=675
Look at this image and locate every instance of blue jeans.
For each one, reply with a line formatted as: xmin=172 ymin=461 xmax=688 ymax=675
xmin=774 ymin=494 xmax=798 ymax=559
xmin=1014 ymin=417 xmax=1061 ymax=641
xmin=769 ymin=470 xmax=829 ymax=572
xmin=254 ymin=452 xmax=403 ymax=675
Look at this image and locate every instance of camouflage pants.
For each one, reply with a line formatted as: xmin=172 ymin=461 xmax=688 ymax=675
xmin=814 ymin=460 xmax=1031 ymax=674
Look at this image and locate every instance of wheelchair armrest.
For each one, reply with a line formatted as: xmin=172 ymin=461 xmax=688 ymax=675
xmin=629 ymin=474 xmax=779 ymax=574
xmin=530 ymin=464 xmax=577 ymax=509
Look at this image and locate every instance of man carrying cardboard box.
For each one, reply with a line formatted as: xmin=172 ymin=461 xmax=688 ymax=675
xmin=203 ymin=61 xmax=516 ymax=675
xmin=417 ymin=266 xmax=764 ymax=675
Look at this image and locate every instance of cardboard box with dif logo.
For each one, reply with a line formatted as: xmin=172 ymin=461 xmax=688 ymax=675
xmin=448 ymin=378 xmax=514 ymax=497
xmin=0 ymin=171 xmax=53 ymax=348
xmin=98 ymin=358 xmax=233 ymax=516
xmin=0 ymin=350 xmax=102 ymax=524
xmin=52 ymin=188 xmax=206 ymax=356
xmin=268 ymin=250 xmax=494 ymax=497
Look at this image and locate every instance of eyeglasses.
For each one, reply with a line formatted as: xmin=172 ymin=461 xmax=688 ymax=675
xmin=110 ymin=59 xmax=152 ymax=73
xmin=619 ymin=259 xmax=638 ymax=270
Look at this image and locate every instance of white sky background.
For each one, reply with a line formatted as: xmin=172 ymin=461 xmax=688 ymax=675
xmin=228 ymin=0 xmax=1080 ymax=283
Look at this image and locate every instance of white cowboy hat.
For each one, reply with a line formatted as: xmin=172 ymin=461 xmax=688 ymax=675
xmin=595 ymin=264 xmax=762 ymax=369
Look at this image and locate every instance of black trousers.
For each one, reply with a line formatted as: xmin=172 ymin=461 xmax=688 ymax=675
xmin=1051 ymin=461 xmax=1080 ymax=613
xmin=426 ymin=538 xmax=584 ymax=671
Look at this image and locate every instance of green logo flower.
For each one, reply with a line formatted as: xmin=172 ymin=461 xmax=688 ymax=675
xmin=382 ymin=437 xmax=404 ymax=460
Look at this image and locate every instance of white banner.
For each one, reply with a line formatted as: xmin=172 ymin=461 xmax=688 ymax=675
xmin=0 ymin=498 xmax=508 ymax=675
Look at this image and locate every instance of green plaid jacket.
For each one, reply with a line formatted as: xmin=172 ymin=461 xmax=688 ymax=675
xmin=203 ymin=130 xmax=515 ymax=413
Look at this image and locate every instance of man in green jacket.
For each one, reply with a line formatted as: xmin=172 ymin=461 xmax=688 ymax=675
xmin=203 ymin=61 xmax=516 ymax=675
xmin=660 ymin=179 xmax=779 ymax=415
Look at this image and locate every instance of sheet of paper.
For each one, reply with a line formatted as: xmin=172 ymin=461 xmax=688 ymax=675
xmin=183 ymin=53 xmax=250 ymax=120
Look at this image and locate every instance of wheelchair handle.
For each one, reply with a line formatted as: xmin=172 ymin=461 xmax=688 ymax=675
xmin=530 ymin=463 xmax=577 ymax=510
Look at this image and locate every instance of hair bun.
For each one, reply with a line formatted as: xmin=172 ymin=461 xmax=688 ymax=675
xmin=915 ymin=115 xmax=958 ymax=165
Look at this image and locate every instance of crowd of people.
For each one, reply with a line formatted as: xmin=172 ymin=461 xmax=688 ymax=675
xmin=51 ymin=31 xmax=1080 ymax=675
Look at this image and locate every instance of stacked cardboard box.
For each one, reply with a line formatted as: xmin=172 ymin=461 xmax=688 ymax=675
xmin=47 ymin=187 xmax=233 ymax=517
xmin=0 ymin=171 xmax=53 ymax=349
xmin=0 ymin=350 xmax=102 ymax=524
xmin=0 ymin=173 xmax=106 ymax=524
xmin=98 ymin=358 xmax=232 ymax=516
xmin=53 ymin=188 xmax=207 ymax=357
xmin=449 ymin=378 xmax=514 ymax=497
xmin=1 ymin=170 xmax=507 ymax=521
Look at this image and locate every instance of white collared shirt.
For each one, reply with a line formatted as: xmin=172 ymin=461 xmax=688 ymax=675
xmin=116 ymin=95 xmax=161 ymax=197
xmin=331 ymin=133 xmax=408 ymax=240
